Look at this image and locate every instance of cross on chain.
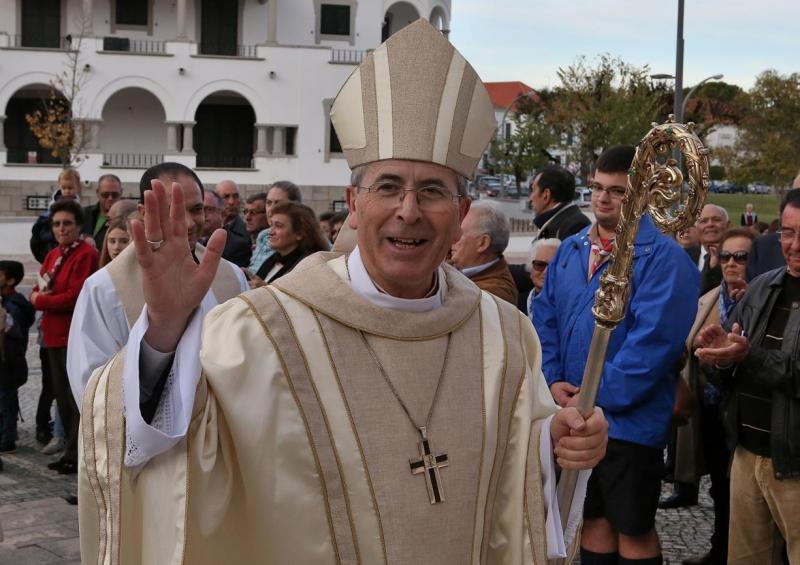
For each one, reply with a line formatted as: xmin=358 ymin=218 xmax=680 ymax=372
xmin=409 ymin=427 xmax=449 ymax=504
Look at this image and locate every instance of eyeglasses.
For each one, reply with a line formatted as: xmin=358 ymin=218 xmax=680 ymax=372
xmin=719 ymin=250 xmax=749 ymax=264
xmin=778 ymin=229 xmax=800 ymax=243
xmin=589 ymin=183 xmax=626 ymax=199
xmin=356 ymin=181 xmax=462 ymax=210
xmin=243 ymin=209 xmax=266 ymax=216
xmin=531 ymin=260 xmax=550 ymax=272
xmin=98 ymin=192 xmax=121 ymax=200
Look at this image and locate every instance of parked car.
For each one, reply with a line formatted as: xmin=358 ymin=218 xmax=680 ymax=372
xmin=482 ymin=177 xmax=502 ymax=197
xmin=748 ymin=183 xmax=772 ymax=194
xmin=573 ymin=187 xmax=591 ymax=207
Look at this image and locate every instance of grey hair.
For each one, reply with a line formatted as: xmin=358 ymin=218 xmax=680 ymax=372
xmin=207 ymin=191 xmax=224 ymax=208
xmin=468 ymin=201 xmax=510 ymax=257
xmin=704 ymin=203 xmax=729 ymax=223
xmin=349 ymin=164 xmax=469 ymax=197
xmin=528 ymin=238 xmax=562 ymax=271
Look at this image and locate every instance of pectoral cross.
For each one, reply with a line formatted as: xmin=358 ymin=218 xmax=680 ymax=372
xmin=409 ymin=427 xmax=449 ymax=504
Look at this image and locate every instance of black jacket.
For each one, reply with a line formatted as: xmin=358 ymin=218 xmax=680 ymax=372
xmin=222 ymin=215 xmax=252 ymax=268
xmin=256 ymin=247 xmax=307 ymax=283
xmin=1 ymin=291 xmax=36 ymax=389
xmin=746 ymin=232 xmax=784 ymax=281
xmin=533 ymin=203 xmax=591 ymax=241
xmin=718 ymin=267 xmax=800 ymax=478
xmin=685 ymin=245 xmax=722 ymax=294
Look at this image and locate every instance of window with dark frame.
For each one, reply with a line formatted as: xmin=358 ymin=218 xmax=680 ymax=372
xmin=320 ymin=4 xmax=350 ymax=36
xmin=285 ymin=127 xmax=298 ymax=156
xmin=116 ymin=0 xmax=149 ymax=26
xmin=329 ymin=120 xmax=342 ymax=154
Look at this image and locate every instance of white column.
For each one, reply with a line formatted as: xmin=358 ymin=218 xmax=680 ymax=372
xmin=267 ymin=0 xmax=278 ymax=45
xmin=166 ymin=122 xmax=180 ymax=153
xmin=82 ymin=0 xmax=94 ymax=35
xmin=176 ymin=0 xmax=187 ymax=40
xmin=254 ymin=124 xmax=269 ymax=156
xmin=181 ymin=122 xmax=196 ymax=154
xmin=273 ymin=126 xmax=285 ymax=156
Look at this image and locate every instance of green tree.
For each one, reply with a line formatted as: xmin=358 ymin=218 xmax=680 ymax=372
xmin=549 ymin=54 xmax=665 ymax=180
xmin=724 ymin=70 xmax=800 ymax=191
xmin=489 ymin=92 xmax=558 ymax=188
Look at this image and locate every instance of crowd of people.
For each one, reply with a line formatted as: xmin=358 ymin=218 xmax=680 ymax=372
xmin=1 ymin=18 xmax=799 ymax=565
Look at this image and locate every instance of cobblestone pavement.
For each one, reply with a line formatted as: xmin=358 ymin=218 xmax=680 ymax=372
xmin=0 ymin=332 xmax=716 ymax=564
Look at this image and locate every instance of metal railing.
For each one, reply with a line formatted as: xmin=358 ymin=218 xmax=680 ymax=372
xmin=102 ymin=153 xmax=163 ymax=168
xmin=330 ymin=49 xmax=366 ymax=64
xmin=510 ymin=217 xmax=536 ymax=233
xmin=1 ymin=34 xmax=70 ymax=49
xmin=237 ymin=44 xmax=258 ymax=58
xmin=102 ymin=37 xmax=166 ymax=54
xmin=198 ymin=43 xmax=259 ymax=58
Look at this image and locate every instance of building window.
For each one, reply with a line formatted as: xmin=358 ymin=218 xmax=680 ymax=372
xmin=315 ymin=0 xmax=357 ymax=45
xmin=321 ymin=5 xmax=350 ymax=36
xmin=329 ymin=121 xmax=342 ymax=154
xmin=116 ymin=0 xmax=148 ymax=26
xmin=323 ymin=99 xmax=344 ymax=162
xmin=20 ymin=0 xmax=62 ymax=48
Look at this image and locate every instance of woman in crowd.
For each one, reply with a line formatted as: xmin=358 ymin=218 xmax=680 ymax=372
xmin=251 ymin=202 xmax=329 ymax=287
xmin=674 ymin=227 xmax=754 ymax=565
xmin=30 ymin=199 xmax=99 ymax=475
xmin=527 ymin=238 xmax=561 ymax=317
xmin=99 ymin=216 xmax=133 ymax=266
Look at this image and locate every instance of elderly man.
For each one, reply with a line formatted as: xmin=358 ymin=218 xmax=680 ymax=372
xmin=696 ymin=189 xmax=800 ymax=564
xmin=83 ymin=174 xmax=122 ymax=248
xmin=534 ymin=145 xmax=699 ymax=565
xmin=687 ymin=204 xmax=730 ymax=294
xmin=107 ymin=198 xmax=138 ymax=223
xmin=78 ymin=21 xmax=607 ymax=565
xmin=66 ymin=163 xmax=248 ymax=404
xmin=449 ymin=201 xmax=517 ymax=304
xmin=249 ymin=180 xmax=303 ymax=274
xmin=214 ymin=179 xmax=251 ymax=267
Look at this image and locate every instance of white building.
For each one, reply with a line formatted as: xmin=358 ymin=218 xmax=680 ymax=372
xmin=0 ymin=0 xmax=451 ymax=215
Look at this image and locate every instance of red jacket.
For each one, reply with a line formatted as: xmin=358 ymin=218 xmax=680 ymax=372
xmin=34 ymin=240 xmax=99 ymax=348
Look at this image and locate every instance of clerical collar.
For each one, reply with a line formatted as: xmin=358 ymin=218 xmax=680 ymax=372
xmin=347 ymin=246 xmax=445 ymax=312
xmin=461 ymin=258 xmax=499 ymax=278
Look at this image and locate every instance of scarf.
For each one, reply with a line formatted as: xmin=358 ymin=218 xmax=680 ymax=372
xmin=718 ymin=281 xmax=737 ymax=327
xmin=590 ymin=237 xmax=615 ymax=277
xmin=46 ymin=235 xmax=87 ymax=285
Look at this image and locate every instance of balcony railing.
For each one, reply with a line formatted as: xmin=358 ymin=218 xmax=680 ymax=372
xmin=197 ymin=43 xmax=259 ymax=58
xmin=329 ymin=49 xmax=366 ymax=65
xmin=1 ymin=34 xmax=70 ymax=50
xmin=102 ymin=37 xmax=166 ymax=54
xmin=102 ymin=153 xmax=164 ymax=168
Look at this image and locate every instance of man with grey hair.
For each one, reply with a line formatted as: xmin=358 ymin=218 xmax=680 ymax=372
xmin=215 ymin=180 xmax=251 ymax=267
xmin=449 ymin=201 xmax=517 ymax=304
xmin=527 ymin=238 xmax=561 ymax=316
xmin=693 ymin=203 xmax=731 ymax=294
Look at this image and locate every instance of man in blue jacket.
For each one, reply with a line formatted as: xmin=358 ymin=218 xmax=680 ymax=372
xmin=533 ymin=145 xmax=699 ymax=565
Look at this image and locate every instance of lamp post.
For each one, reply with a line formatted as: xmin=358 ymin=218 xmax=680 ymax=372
xmin=498 ymin=90 xmax=537 ymax=196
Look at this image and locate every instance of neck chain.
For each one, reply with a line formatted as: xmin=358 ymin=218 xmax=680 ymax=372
xmin=358 ymin=330 xmax=453 ymax=504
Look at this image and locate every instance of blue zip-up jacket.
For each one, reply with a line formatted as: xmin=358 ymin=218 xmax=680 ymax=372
xmin=532 ymin=214 xmax=699 ymax=448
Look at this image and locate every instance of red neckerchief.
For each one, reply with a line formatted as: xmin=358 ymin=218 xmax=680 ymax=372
xmin=47 ymin=234 xmax=87 ymax=281
xmin=590 ymin=236 xmax=615 ymax=277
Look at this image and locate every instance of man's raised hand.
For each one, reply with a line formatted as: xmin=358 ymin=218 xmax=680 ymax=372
xmin=131 ymin=180 xmax=227 ymax=352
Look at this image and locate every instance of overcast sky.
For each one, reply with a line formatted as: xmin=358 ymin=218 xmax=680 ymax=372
xmin=449 ymin=0 xmax=799 ymax=92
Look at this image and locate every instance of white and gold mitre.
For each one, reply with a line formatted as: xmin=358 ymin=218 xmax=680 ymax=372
xmin=330 ymin=19 xmax=496 ymax=180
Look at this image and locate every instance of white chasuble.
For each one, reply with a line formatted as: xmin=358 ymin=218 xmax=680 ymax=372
xmin=79 ymin=252 xmax=578 ymax=565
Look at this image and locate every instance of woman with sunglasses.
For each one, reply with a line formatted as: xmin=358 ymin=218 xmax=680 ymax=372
xmin=674 ymin=227 xmax=754 ymax=565
xmin=527 ymin=237 xmax=561 ymax=317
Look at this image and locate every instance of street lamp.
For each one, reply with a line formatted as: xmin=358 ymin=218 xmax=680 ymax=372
xmin=649 ymin=73 xmax=724 ymax=122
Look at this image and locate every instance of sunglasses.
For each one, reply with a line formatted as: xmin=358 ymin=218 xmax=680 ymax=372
xmin=531 ymin=260 xmax=550 ymax=272
xmin=719 ymin=250 xmax=748 ymax=264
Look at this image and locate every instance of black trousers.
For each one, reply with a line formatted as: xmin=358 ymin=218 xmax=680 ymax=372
xmin=46 ymin=347 xmax=79 ymax=465
xmin=36 ymin=346 xmax=54 ymax=436
xmin=700 ymin=401 xmax=731 ymax=560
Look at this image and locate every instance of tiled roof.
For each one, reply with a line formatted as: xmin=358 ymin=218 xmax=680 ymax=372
xmin=484 ymin=81 xmax=540 ymax=110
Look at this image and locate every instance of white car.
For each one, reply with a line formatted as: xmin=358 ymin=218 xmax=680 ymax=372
xmin=573 ymin=187 xmax=591 ymax=207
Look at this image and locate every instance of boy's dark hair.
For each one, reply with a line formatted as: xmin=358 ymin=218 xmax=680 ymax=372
xmin=139 ymin=162 xmax=205 ymax=203
xmin=780 ymin=188 xmax=800 ymax=215
xmin=535 ymin=165 xmax=576 ymax=203
xmin=0 ymin=260 xmax=24 ymax=287
xmin=595 ymin=145 xmax=636 ymax=175
xmin=49 ymin=198 xmax=84 ymax=225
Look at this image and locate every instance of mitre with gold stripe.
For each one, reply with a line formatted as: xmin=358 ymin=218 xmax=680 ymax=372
xmin=330 ymin=18 xmax=496 ymax=180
